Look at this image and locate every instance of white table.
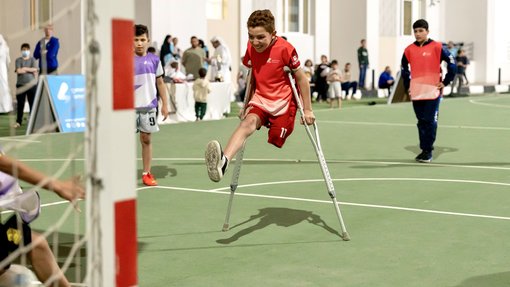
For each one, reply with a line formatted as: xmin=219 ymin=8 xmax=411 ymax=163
xmin=159 ymin=81 xmax=232 ymax=124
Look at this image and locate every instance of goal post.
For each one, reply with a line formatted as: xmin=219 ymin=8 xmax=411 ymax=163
xmin=85 ymin=0 xmax=137 ymax=286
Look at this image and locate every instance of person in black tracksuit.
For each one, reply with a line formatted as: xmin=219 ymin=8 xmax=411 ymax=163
xmin=314 ymin=55 xmax=330 ymax=102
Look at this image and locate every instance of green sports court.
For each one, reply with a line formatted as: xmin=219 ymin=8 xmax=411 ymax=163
xmin=3 ymin=94 xmax=509 ymax=286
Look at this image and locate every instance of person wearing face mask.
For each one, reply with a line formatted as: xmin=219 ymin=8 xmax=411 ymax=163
xmin=14 ymin=43 xmax=38 ymax=128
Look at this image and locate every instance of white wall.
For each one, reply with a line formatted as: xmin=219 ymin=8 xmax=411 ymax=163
xmin=330 ymin=0 xmax=366 ymax=84
xmin=487 ymin=0 xmax=510 ymax=83
xmin=149 ymin=0 xmax=207 ymax=49
xmin=443 ymin=0 xmax=488 ymax=83
xmin=313 ymin=0 xmax=330 ymax=64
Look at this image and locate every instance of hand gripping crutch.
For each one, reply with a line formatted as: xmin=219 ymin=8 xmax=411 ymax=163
xmin=284 ymin=67 xmax=350 ymax=241
xmin=222 ymin=68 xmax=253 ymax=231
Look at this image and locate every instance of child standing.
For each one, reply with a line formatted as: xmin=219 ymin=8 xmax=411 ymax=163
xmin=401 ymin=19 xmax=456 ymax=163
xmin=14 ymin=43 xmax=38 ymax=128
xmin=205 ymin=9 xmax=315 ymax=182
xmin=326 ymin=60 xmax=342 ymax=109
xmin=134 ymin=24 xmax=169 ymax=186
xmin=193 ymin=67 xmax=211 ymax=121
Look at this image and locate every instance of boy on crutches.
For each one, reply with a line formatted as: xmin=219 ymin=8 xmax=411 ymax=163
xmin=205 ymin=9 xmax=315 ymax=181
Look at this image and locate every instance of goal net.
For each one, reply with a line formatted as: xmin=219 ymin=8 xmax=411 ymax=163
xmin=0 ymin=0 xmax=137 ymax=286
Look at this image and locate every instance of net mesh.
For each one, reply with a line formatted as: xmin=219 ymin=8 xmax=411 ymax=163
xmin=0 ymin=0 xmax=99 ymax=286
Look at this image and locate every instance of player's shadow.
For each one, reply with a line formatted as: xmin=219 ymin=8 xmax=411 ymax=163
xmin=451 ymin=271 xmax=510 ymax=287
xmin=216 ymin=207 xmax=341 ymax=244
xmin=137 ymin=165 xmax=177 ymax=179
xmin=405 ymin=145 xmax=459 ymax=160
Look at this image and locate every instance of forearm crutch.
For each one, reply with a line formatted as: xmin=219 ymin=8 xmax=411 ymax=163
xmin=284 ymin=67 xmax=350 ymax=241
xmin=222 ymin=68 xmax=253 ymax=231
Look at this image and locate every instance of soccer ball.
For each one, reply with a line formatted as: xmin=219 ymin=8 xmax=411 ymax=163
xmin=0 ymin=264 xmax=39 ymax=287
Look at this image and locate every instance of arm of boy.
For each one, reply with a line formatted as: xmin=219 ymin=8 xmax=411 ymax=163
xmin=294 ymin=68 xmax=315 ymax=125
xmin=0 ymin=154 xmax=84 ymax=202
xmin=239 ymin=74 xmax=255 ymax=119
xmin=156 ymin=76 xmax=169 ymax=120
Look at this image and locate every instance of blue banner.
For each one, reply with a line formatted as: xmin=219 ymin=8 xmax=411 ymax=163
xmin=46 ymin=75 xmax=86 ymax=133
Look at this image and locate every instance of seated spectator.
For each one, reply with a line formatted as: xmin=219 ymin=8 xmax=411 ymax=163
xmin=326 ymin=60 xmax=342 ymax=109
xmin=303 ymin=59 xmax=315 ymax=100
xmin=165 ymin=61 xmax=186 ymax=83
xmin=303 ymin=59 xmax=314 ymax=82
xmin=447 ymin=41 xmax=458 ymax=58
xmin=378 ymin=66 xmax=395 ymax=95
xmin=147 ymin=46 xmax=156 ymax=54
xmin=340 ymin=63 xmax=358 ymax=100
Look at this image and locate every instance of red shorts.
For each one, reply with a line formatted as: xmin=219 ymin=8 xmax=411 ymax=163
xmin=247 ymin=102 xmax=297 ymax=148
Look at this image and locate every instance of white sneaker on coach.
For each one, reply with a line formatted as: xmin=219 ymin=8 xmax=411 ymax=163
xmin=205 ymin=140 xmax=224 ymax=182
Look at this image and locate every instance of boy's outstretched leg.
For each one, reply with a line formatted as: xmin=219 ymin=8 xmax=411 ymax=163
xmin=205 ymin=140 xmax=227 ymax=182
xmin=205 ymin=113 xmax=260 ymax=182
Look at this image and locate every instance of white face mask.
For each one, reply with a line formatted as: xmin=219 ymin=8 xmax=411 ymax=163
xmin=22 ymin=50 xmax=30 ymax=58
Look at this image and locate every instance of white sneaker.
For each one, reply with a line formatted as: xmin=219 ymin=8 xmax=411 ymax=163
xmin=205 ymin=140 xmax=225 ymax=182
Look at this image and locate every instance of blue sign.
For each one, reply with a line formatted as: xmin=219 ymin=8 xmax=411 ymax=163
xmin=46 ymin=75 xmax=86 ymax=133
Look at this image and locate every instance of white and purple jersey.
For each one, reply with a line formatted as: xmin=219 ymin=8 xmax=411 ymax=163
xmin=134 ymin=53 xmax=164 ymax=110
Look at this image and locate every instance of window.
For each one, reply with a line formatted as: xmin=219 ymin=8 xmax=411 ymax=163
xmin=207 ymin=0 xmax=227 ymax=20
xmin=282 ymin=0 xmax=310 ymax=34
xmin=402 ymin=0 xmax=413 ymax=35
xmin=30 ymin=0 xmax=52 ymax=30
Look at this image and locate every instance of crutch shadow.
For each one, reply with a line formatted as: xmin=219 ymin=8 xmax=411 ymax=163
xmin=216 ymin=207 xmax=341 ymax=244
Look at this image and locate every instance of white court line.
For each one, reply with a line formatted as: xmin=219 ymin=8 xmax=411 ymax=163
xmin=13 ymin=178 xmax=510 ymax=220
xmin=319 ymin=120 xmax=510 ymax=131
xmin=469 ymin=98 xmax=510 ymax=109
xmin=148 ymin=157 xmax=510 ymax=171
xmin=137 ymin=177 xmax=510 ymax=221
xmin=0 ymin=138 xmax=41 ymax=143
xmin=12 ymin=157 xmax=510 ymax=171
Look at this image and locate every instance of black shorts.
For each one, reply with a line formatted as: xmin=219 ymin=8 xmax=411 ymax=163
xmin=0 ymin=215 xmax=32 ymax=271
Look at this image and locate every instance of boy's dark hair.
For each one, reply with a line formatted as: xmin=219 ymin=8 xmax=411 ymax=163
xmin=147 ymin=46 xmax=156 ymax=54
xmin=198 ymin=68 xmax=207 ymax=78
xmin=412 ymin=19 xmax=429 ymax=31
xmin=170 ymin=62 xmax=179 ymax=69
xmin=330 ymin=60 xmax=338 ymax=66
xmin=247 ymin=10 xmax=275 ymax=34
xmin=135 ymin=24 xmax=149 ymax=38
xmin=21 ymin=43 xmax=30 ymax=50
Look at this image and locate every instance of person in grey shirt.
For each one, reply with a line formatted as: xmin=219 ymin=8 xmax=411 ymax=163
xmin=14 ymin=43 xmax=38 ymax=128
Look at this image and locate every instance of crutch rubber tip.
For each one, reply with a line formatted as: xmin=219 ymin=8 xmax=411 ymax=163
xmin=222 ymin=224 xmax=230 ymax=232
xmin=341 ymin=232 xmax=351 ymax=241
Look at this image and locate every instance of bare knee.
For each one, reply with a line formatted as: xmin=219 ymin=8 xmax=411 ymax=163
xmin=140 ymin=132 xmax=151 ymax=146
xmin=239 ymin=114 xmax=260 ymax=133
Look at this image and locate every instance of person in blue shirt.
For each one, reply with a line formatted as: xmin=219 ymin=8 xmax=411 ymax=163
xmin=378 ymin=66 xmax=395 ymax=95
xmin=34 ymin=24 xmax=60 ymax=74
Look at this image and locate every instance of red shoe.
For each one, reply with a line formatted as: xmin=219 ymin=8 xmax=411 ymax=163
xmin=142 ymin=173 xmax=158 ymax=186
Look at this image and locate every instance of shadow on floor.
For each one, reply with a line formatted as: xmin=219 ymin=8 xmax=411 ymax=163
xmin=216 ymin=207 xmax=341 ymax=244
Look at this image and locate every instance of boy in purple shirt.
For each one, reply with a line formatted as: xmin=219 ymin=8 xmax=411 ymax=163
xmin=134 ymin=24 xmax=169 ymax=186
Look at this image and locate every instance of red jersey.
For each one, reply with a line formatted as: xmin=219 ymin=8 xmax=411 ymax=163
xmin=243 ymin=37 xmax=301 ymax=116
xmin=403 ymin=40 xmax=442 ymax=100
